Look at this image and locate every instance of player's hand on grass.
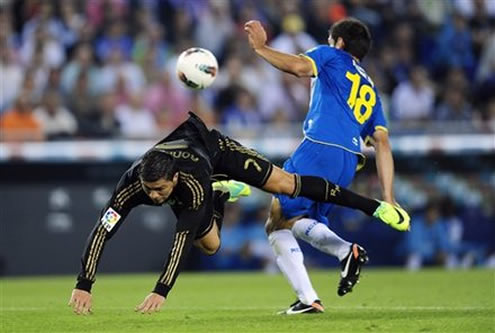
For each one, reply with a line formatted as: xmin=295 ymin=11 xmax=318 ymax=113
xmin=244 ymin=20 xmax=267 ymax=50
xmin=135 ymin=292 xmax=165 ymax=314
xmin=68 ymin=289 xmax=92 ymax=315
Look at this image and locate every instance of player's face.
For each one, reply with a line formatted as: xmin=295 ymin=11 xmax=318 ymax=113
xmin=141 ymin=173 xmax=179 ymax=204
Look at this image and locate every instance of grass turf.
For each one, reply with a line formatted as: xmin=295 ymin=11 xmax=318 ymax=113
xmin=1 ymin=269 xmax=494 ymax=332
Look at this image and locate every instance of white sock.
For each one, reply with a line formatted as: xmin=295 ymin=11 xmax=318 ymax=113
xmin=268 ymin=229 xmax=318 ymax=305
xmin=292 ymin=218 xmax=351 ymax=261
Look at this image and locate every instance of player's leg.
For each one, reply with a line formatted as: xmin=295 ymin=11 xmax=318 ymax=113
xmin=211 ymin=134 xmax=409 ymax=230
xmin=263 ymin=166 xmax=381 ymax=215
xmin=212 ymin=134 xmax=378 ymax=214
xmin=194 ymin=188 xmax=230 ymax=255
xmin=266 ymin=198 xmax=324 ymax=314
xmin=292 ymin=217 xmax=351 ymax=260
xmin=292 ymin=217 xmax=368 ymax=296
xmin=264 ymin=166 xmax=410 ymax=230
xmin=195 ymin=221 xmax=221 ymax=256
xmin=194 ymin=181 xmax=252 ymax=255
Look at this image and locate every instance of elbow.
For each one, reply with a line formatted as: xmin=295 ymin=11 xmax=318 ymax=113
xmin=291 ymin=61 xmax=312 ymax=78
xmin=289 ymin=65 xmax=304 ymax=78
xmin=374 ymin=136 xmax=391 ymax=153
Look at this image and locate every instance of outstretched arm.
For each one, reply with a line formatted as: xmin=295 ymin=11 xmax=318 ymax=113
xmin=69 ymin=175 xmax=146 ymax=315
xmin=136 ymin=182 xmax=213 ymax=314
xmin=244 ymin=20 xmax=314 ymax=77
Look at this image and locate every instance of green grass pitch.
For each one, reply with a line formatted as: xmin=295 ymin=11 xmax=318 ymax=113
xmin=1 ymin=269 xmax=494 ymax=332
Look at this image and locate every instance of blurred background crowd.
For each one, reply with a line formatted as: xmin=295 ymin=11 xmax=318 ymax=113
xmin=1 ymin=0 xmax=495 ymax=139
xmin=0 ymin=0 xmax=494 ymax=275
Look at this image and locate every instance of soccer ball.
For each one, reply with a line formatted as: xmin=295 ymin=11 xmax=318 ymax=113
xmin=176 ymin=48 xmax=218 ymax=89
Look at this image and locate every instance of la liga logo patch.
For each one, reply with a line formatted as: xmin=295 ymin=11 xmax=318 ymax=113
xmin=101 ymin=207 xmax=121 ymax=232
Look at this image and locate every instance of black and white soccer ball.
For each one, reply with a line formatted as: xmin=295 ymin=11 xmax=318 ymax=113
xmin=176 ymin=47 xmax=218 ymax=90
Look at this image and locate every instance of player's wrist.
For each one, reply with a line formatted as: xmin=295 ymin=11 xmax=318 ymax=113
xmin=75 ymin=277 xmax=93 ymax=293
xmin=153 ymin=282 xmax=171 ymax=298
xmin=254 ymin=44 xmax=267 ymax=53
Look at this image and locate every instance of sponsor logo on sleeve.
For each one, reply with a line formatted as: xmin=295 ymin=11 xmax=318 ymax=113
xmin=101 ymin=207 xmax=121 ymax=232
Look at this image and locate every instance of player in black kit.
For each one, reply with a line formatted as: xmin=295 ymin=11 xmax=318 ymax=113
xmin=69 ymin=112 xmax=409 ymax=314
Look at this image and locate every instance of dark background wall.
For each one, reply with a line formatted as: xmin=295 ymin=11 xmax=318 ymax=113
xmin=1 ymin=154 xmax=494 ymax=276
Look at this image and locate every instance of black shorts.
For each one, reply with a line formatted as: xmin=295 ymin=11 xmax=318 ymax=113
xmin=176 ymin=112 xmax=273 ymax=188
xmin=208 ymin=130 xmax=273 ymax=188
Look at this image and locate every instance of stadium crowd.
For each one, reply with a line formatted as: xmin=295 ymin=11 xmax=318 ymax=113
xmin=1 ymin=0 xmax=495 ymax=140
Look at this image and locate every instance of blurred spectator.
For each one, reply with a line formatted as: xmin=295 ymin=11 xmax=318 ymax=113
xmin=0 ymin=93 xmax=43 ymax=141
xmin=404 ymin=202 xmax=451 ymax=270
xmin=0 ymin=6 xmax=18 ymax=50
xmin=441 ymin=198 xmax=485 ymax=268
xmin=59 ymin=1 xmax=85 ymax=48
xmin=194 ymin=1 xmax=234 ymax=56
xmin=99 ymin=48 xmax=146 ymax=96
xmin=45 ymin=67 xmax=63 ymax=94
xmin=114 ymin=92 xmax=157 ymax=139
xmin=66 ymin=70 xmax=94 ymax=123
xmin=33 ymin=90 xmax=77 ymax=139
xmin=434 ymin=87 xmax=473 ymax=121
xmin=391 ymin=66 xmax=434 ymax=121
xmin=60 ymin=43 xmax=100 ymax=96
xmin=270 ymin=14 xmax=317 ymax=54
xmin=244 ymin=205 xmax=277 ymax=273
xmin=306 ymin=0 xmax=347 ymax=44
xmin=432 ymin=12 xmax=475 ymax=77
xmin=482 ymin=98 xmax=495 ymax=132
xmin=20 ymin=23 xmax=65 ymax=69
xmin=77 ymin=92 xmax=120 ymax=138
xmin=85 ymin=0 xmax=129 ymax=28
xmin=189 ymin=93 xmax=216 ymax=128
xmin=95 ymin=20 xmax=133 ymax=61
xmin=143 ymin=70 xmax=190 ymax=128
xmin=21 ymin=1 xmax=69 ymax=48
xmin=132 ymin=24 xmax=170 ymax=80
xmin=0 ymin=43 xmax=23 ymax=112
xmin=213 ymin=203 xmax=275 ymax=271
xmin=221 ymin=88 xmax=262 ymax=132
xmin=416 ymin=0 xmax=450 ymax=26
xmin=475 ymin=32 xmax=495 ymax=102
xmin=453 ymin=0 xmax=495 ymax=19
xmin=215 ymin=203 xmax=250 ymax=270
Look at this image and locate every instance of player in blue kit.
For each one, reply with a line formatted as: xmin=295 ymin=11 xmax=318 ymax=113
xmin=245 ymin=17 xmax=409 ymax=314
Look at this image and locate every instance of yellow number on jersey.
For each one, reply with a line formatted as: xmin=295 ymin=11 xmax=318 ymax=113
xmin=345 ymin=71 xmax=376 ymax=124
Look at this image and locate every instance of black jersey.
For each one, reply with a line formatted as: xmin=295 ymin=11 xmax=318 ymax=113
xmin=76 ymin=113 xmax=273 ymax=297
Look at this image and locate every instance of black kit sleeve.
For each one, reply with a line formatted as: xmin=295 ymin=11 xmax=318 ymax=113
xmin=75 ymin=170 xmax=148 ymax=293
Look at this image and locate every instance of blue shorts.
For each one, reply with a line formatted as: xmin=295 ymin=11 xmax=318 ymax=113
xmin=274 ymin=139 xmax=358 ymax=225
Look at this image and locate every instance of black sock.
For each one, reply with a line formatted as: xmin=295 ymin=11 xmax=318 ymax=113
xmin=292 ymin=175 xmax=380 ymax=216
xmin=212 ymin=189 xmax=229 ymax=231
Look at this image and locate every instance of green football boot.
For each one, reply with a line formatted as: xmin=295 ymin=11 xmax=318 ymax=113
xmin=373 ymin=201 xmax=410 ymax=231
xmin=212 ymin=180 xmax=251 ymax=202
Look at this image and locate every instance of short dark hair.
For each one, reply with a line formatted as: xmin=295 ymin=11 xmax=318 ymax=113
xmin=329 ymin=17 xmax=371 ymax=61
xmin=139 ymin=150 xmax=177 ymax=182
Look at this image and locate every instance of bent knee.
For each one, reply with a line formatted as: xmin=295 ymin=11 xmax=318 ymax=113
xmin=265 ymin=197 xmax=297 ymax=235
xmin=199 ymin=240 xmax=220 ymax=256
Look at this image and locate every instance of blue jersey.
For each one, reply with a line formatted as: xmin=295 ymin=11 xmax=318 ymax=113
xmin=302 ymin=45 xmax=387 ymax=160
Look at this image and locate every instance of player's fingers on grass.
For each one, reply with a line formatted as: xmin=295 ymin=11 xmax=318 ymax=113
xmin=151 ymin=302 xmax=161 ymax=313
xmin=135 ymin=302 xmax=143 ymax=312
xmin=81 ymin=301 xmax=90 ymax=315
xmin=140 ymin=302 xmax=152 ymax=314
xmin=137 ymin=300 xmax=149 ymax=313
xmin=73 ymin=299 xmax=81 ymax=314
xmin=145 ymin=299 xmax=159 ymax=314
